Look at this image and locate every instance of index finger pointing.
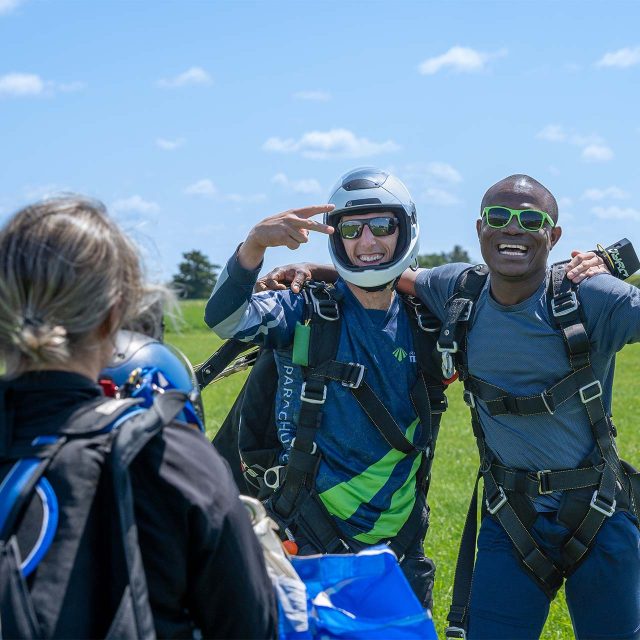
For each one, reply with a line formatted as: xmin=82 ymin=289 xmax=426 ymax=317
xmin=291 ymin=204 xmax=335 ymax=219
xmin=293 ymin=217 xmax=334 ymax=235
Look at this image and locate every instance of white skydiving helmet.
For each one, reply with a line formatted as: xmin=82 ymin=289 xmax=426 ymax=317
xmin=325 ymin=167 xmax=420 ymax=290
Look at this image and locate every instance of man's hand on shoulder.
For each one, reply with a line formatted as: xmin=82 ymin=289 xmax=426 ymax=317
xmin=238 ymin=205 xmax=335 ymax=271
xmin=565 ymin=250 xmax=609 ymax=283
xmin=256 ymin=263 xmax=338 ymax=293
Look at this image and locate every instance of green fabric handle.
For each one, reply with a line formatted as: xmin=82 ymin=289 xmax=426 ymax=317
xmin=292 ymin=322 xmax=311 ymax=367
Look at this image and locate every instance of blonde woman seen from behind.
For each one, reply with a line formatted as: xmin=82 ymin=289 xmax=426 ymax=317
xmin=0 ymin=197 xmax=276 ymax=639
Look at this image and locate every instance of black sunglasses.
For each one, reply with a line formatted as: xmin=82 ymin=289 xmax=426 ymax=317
xmin=337 ymin=216 xmax=399 ymax=240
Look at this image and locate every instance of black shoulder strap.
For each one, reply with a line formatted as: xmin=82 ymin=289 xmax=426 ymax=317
xmin=437 ymin=265 xmax=489 ymax=380
xmin=106 ymin=390 xmax=187 ymax=640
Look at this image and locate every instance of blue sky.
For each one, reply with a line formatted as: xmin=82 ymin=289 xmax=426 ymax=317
xmin=1 ymin=0 xmax=639 ymax=281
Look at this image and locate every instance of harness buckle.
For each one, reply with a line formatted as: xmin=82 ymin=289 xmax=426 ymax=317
xmin=341 ymin=363 xmax=365 ymax=389
xmin=300 ymin=382 xmax=327 ymax=404
xmin=537 ymin=470 xmax=553 ymax=495
xmin=485 ymin=486 xmax=508 ymax=515
xmin=416 ymin=313 xmax=439 ymax=332
xmin=310 ymin=290 xmax=340 ymax=321
xmin=437 ymin=342 xmax=458 ymax=380
xmin=264 ymin=465 xmax=285 ymax=490
xmin=290 ymin=437 xmax=317 ymax=456
xmin=551 ymin=291 xmax=578 ymax=317
xmin=445 ymin=626 xmax=467 ymax=639
xmin=540 ymin=391 xmax=555 ymax=415
xmin=590 ymin=490 xmax=616 ymax=517
xmin=463 ymin=389 xmax=476 ymax=409
xmin=579 ymin=380 xmax=603 ymax=404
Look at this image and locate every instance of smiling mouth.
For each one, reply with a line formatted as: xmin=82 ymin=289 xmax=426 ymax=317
xmin=357 ymin=253 xmax=384 ymax=264
xmin=498 ymin=243 xmax=529 ymax=257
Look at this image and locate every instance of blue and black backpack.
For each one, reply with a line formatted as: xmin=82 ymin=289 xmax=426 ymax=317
xmin=0 ymin=331 xmax=203 ymax=639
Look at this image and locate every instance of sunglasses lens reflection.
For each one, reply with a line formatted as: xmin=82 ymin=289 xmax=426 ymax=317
xmin=486 ymin=207 xmax=512 ymax=227
xmin=519 ymin=210 xmax=545 ymax=231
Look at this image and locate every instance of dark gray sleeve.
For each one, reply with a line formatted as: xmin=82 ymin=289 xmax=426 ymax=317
xmin=578 ymin=274 xmax=640 ymax=353
xmin=131 ymin=424 xmax=277 ymax=639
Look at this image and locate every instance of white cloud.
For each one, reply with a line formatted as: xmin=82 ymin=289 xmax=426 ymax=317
xmin=185 ymin=179 xmax=218 ymax=197
xmin=293 ymin=90 xmax=331 ymax=102
xmin=592 ymin=206 xmax=640 ymax=221
xmin=423 ymin=187 xmax=460 ymax=206
xmin=226 ymin=193 xmax=267 ymax=204
xmin=272 ymin=173 xmax=322 ymax=194
xmin=537 ymin=124 xmax=567 ymax=142
xmin=582 ymin=186 xmax=628 ymax=201
xmin=418 ymin=46 xmax=506 ymax=75
xmin=156 ymin=137 xmax=185 ymax=151
xmin=0 ymin=72 xmax=44 ymax=97
xmin=263 ymin=128 xmax=400 ymax=159
xmin=426 ymin=161 xmax=462 ymax=184
xmin=0 ymin=73 xmax=86 ymax=98
xmin=111 ymin=195 xmax=160 ymax=214
xmin=0 ymin=0 xmax=24 ymax=14
xmin=157 ymin=67 xmax=212 ymax=89
xmin=537 ymin=124 xmax=613 ymax=162
xmin=581 ymin=144 xmax=614 ymax=163
xmin=596 ymin=46 xmax=640 ymax=69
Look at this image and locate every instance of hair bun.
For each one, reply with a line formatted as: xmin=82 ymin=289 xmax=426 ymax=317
xmin=13 ymin=319 xmax=69 ymax=364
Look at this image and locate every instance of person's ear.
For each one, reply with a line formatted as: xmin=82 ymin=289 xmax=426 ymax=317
xmin=476 ymin=218 xmax=482 ymax=238
xmin=550 ymin=225 xmax=562 ymax=249
xmin=98 ymin=301 xmax=123 ymax=339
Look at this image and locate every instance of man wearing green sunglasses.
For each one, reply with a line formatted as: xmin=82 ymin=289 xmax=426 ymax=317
xmin=410 ymin=174 xmax=640 ymax=639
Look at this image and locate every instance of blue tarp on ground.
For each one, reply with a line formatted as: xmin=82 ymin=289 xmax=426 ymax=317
xmin=278 ymin=546 xmax=438 ymax=639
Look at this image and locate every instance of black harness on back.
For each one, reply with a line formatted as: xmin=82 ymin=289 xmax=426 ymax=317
xmin=441 ymin=263 xmax=640 ymax=639
xmin=240 ymin=281 xmax=450 ymax=559
xmin=0 ymin=391 xmax=187 ymax=640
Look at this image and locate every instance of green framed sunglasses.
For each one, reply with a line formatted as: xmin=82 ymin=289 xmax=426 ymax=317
xmin=482 ymin=206 xmax=556 ymax=232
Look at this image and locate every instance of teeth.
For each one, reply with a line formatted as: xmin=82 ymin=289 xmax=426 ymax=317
xmin=358 ymin=254 xmax=384 ymax=263
xmin=498 ymin=244 xmax=527 ymax=251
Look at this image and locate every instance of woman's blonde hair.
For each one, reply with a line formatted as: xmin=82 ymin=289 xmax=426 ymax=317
xmin=0 ymin=196 xmax=170 ymax=374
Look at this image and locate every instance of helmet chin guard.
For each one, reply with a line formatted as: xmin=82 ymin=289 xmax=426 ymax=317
xmin=325 ymin=167 xmax=420 ymax=289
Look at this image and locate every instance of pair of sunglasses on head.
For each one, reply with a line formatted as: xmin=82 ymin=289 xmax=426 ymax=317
xmin=482 ymin=206 xmax=555 ymax=232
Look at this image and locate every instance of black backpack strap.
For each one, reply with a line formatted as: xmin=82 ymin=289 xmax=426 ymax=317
xmin=269 ymin=282 xmax=341 ymax=525
xmin=106 ymin=390 xmax=187 ymax=640
xmin=437 ymin=265 xmax=489 ymax=380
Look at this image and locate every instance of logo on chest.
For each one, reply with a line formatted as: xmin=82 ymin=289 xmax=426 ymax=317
xmin=392 ymin=347 xmax=415 ymax=363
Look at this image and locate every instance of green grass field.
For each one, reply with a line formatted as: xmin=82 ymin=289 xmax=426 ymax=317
xmin=169 ymin=298 xmax=640 ymax=639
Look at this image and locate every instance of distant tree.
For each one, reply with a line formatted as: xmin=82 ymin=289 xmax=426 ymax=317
xmin=417 ymin=244 xmax=472 ymax=268
xmin=172 ymin=250 xmax=220 ymax=299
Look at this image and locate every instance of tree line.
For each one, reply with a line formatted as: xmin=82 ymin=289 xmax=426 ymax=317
xmin=172 ymin=246 xmax=473 ymax=299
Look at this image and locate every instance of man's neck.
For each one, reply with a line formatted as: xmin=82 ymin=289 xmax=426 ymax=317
xmin=345 ymin=281 xmax=394 ymax=310
xmin=488 ymin=266 xmax=547 ymax=306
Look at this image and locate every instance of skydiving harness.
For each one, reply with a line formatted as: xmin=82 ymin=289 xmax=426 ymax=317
xmin=443 ymin=263 xmax=640 ymax=639
xmin=243 ymin=281 xmax=450 ymax=559
xmin=0 ymin=391 xmax=188 ymax=639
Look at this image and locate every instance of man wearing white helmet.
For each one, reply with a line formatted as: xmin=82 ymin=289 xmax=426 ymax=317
xmin=205 ymin=168 xmax=440 ymax=609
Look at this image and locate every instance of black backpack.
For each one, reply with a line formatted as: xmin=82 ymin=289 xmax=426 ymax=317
xmin=0 ymin=391 xmax=187 ymax=640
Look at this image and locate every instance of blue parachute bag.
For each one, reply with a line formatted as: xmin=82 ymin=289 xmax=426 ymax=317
xmin=279 ymin=546 xmax=438 ymax=640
